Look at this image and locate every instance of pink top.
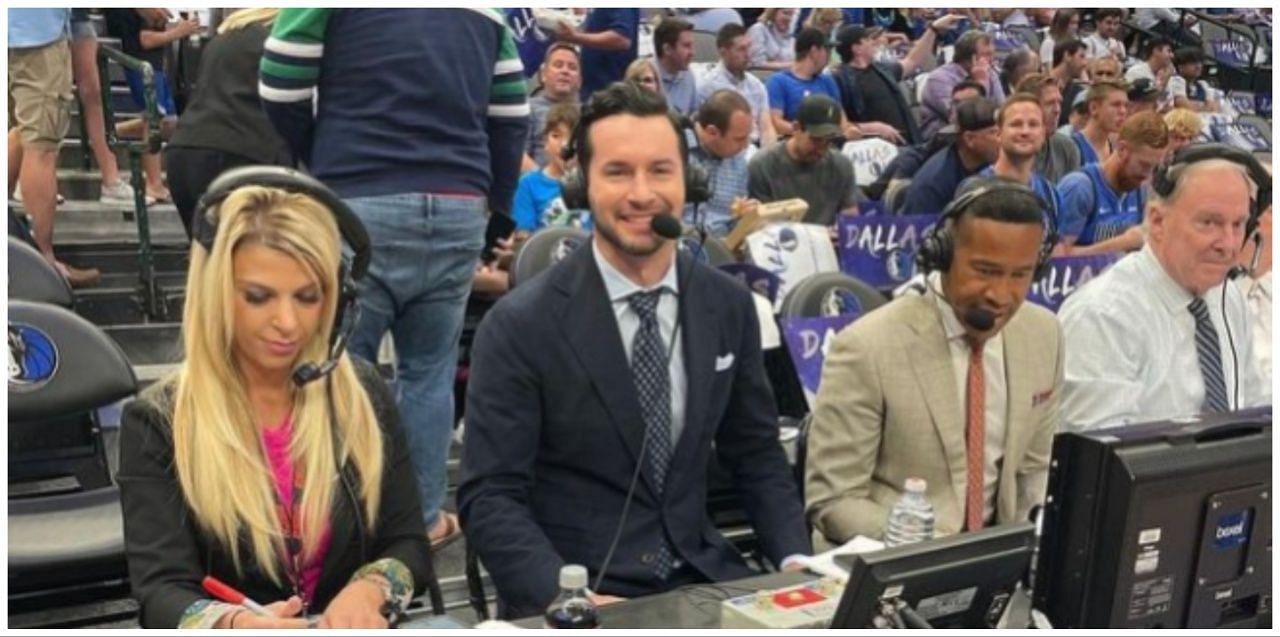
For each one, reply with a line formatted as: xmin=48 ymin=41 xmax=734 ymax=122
xmin=261 ymin=416 xmax=332 ymax=603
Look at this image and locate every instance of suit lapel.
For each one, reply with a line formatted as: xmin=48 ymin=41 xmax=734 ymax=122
xmin=667 ymin=255 xmax=716 ymax=488
xmin=998 ymin=312 xmax=1032 ymax=519
xmin=904 ymin=296 xmax=968 ymax=508
xmin=555 ymin=245 xmax=657 ymax=496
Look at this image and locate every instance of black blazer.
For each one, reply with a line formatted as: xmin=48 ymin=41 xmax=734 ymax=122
xmin=117 ymin=359 xmax=430 ymax=628
xmin=458 ymin=243 xmax=811 ymax=619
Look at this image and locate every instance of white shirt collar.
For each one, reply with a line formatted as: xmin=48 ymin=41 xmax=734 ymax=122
xmin=1138 ymin=245 xmax=1216 ymax=315
xmin=591 ymin=240 xmax=680 ymax=304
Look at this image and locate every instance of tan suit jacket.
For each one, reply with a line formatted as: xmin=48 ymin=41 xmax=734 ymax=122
xmin=804 ymin=293 xmax=1063 ymax=550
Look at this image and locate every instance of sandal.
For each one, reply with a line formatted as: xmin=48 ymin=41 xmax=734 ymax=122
xmin=428 ymin=511 xmax=463 ymax=552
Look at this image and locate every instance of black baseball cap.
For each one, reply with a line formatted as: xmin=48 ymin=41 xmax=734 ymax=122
xmin=797 ymin=94 xmax=842 ymax=139
xmin=835 ymin=25 xmax=884 ymax=62
xmin=956 ymin=97 xmax=998 ymax=132
xmin=1128 ymin=78 xmax=1160 ymax=102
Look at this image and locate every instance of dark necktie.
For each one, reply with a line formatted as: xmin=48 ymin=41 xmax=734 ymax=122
xmin=1188 ymin=297 xmax=1230 ymax=413
xmin=628 ymin=289 xmax=675 ymax=579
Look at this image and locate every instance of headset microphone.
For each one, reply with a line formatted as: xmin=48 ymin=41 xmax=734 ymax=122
xmin=963 ymin=307 xmax=997 ymax=332
xmin=650 ymin=214 xmax=683 ymax=240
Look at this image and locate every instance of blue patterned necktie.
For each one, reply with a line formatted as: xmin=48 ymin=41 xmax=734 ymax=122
xmin=627 ymin=289 xmax=675 ymax=580
xmin=1188 ymin=297 xmax=1230 ymax=413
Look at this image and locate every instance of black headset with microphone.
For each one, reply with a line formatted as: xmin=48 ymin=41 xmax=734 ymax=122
xmin=559 ymin=99 xmax=712 ymax=211
xmin=916 ymin=178 xmax=1060 ymax=331
xmin=190 ymin=165 xmax=375 ymax=575
xmin=1150 ymin=142 xmax=1272 ymax=410
xmin=192 ymin=165 xmax=371 ymax=388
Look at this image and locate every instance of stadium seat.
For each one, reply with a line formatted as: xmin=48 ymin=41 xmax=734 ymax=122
xmin=778 ymin=271 xmax=887 ymax=319
xmin=509 ymin=226 xmax=589 ymax=289
xmin=8 ymin=299 xmax=137 ymax=595
xmin=9 ymin=238 xmax=74 ymax=308
xmin=692 ymin=30 xmax=719 ymax=63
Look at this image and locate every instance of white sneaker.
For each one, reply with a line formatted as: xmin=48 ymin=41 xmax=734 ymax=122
xmin=99 ymin=180 xmax=136 ymax=204
xmin=11 ymin=185 xmax=64 ymax=205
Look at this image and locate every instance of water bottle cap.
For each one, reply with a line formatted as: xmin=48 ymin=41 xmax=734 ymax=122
xmin=560 ymin=564 xmax=589 ymax=589
xmin=904 ymin=477 xmax=927 ymax=493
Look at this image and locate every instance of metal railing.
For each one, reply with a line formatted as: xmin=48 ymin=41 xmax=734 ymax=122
xmin=94 ymin=45 xmax=167 ymax=320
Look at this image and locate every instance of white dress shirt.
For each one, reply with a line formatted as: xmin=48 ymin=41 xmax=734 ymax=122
xmin=592 ymin=242 xmax=688 ymax=444
xmin=1239 ymin=271 xmax=1272 ymax=387
xmin=1059 ymin=247 xmax=1270 ymax=432
xmin=928 ymin=278 xmax=1007 ymax=524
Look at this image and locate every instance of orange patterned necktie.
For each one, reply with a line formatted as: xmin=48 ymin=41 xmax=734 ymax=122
xmin=965 ymin=340 xmax=986 ymax=532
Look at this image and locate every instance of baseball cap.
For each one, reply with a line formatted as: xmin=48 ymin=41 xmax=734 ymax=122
xmin=835 ymin=25 xmax=884 ymax=62
xmin=955 ymin=97 xmax=998 ymax=132
xmin=1072 ymin=89 xmax=1090 ymax=112
xmin=797 ymin=94 xmax=843 ymax=139
xmin=1128 ymin=78 xmax=1160 ymax=102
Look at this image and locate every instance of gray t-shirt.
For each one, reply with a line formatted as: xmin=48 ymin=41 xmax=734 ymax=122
xmin=747 ymin=141 xmax=859 ymax=226
xmin=1036 ymin=133 xmax=1082 ymax=185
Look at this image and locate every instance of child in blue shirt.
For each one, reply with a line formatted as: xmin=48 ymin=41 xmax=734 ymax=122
xmin=513 ymin=102 xmax=591 ymax=232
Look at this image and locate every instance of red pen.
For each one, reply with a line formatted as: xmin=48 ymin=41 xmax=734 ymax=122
xmin=202 ymin=576 xmax=271 ymax=617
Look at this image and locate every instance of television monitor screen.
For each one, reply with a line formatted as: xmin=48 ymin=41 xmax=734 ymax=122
xmin=831 ymin=522 xmax=1036 ymax=628
xmin=1034 ymin=407 xmax=1272 ymax=628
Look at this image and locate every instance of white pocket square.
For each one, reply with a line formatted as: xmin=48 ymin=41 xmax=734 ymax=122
xmin=715 ymin=353 xmax=735 ymax=372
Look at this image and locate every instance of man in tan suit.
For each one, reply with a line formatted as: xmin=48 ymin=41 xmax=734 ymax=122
xmin=805 ymin=179 xmax=1064 ymax=549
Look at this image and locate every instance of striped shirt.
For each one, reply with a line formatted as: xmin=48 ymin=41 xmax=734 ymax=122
xmin=259 ymin=8 xmax=529 ymax=210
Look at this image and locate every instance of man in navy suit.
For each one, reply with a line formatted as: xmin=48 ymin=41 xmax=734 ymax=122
xmin=458 ymin=82 xmax=810 ymax=619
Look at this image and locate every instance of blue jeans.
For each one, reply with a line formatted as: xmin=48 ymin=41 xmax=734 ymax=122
xmin=345 ymin=193 xmax=486 ymax=529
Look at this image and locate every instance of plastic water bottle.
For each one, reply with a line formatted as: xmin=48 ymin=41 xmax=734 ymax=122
xmin=884 ymin=477 xmax=936 ymax=547
xmin=543 ymin=565 xmax=600 ymax=629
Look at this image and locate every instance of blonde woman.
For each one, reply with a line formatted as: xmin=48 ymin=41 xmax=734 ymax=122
xmin=803 ymin=8 xmax=843 ymax=38
xmin=747 ymin=8 xmax=796 ymax=69
xmin=624 ymin=57 xmax=664 ymax=97
xmin=118 ymin=174 xmax=429 ymax=629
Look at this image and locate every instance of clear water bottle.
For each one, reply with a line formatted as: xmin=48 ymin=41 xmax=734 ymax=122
xmin=543 ymin=565 xmax=600 ymax=629
xmin=884 ymin=477 xmax=936 ymax=547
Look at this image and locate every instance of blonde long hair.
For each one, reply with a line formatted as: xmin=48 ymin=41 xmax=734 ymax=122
xmin=217 ymin=8 xmax=279 ymax=34
xmin=149 ymin=186 xmax=383 ymax=583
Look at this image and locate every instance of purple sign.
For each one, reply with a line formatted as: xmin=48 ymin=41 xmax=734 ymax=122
xmin=1026 ymin=254 xmax=1120 ymax=313
xmin=1213 ymin=122 xmax=1271 ymax=151
xmin=1212 ymin=39 xmax=1253 ymax=67
xmin=780 ymin=314 xmax=859 ymax=403
xmin=837 ymin=214 xmax=938 ymax=291
xmin=719 ymin=263 xmax=783 ymax=303
xmin=1229 ymin=92 xmax=1258 ymax=116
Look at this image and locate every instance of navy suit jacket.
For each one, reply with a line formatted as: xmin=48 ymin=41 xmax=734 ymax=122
xmin=458 ymin=242 xmax=810 ymax=618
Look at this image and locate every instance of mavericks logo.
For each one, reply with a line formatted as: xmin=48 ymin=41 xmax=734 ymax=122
xmin=8 ymin=323 xmax=59 ymax=392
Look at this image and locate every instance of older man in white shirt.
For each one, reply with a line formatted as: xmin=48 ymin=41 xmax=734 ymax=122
xmin=1059 ymin=147 xmax=1271 ymax=431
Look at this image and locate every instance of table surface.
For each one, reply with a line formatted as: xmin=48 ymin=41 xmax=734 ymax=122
xmin=513 ymin=571 xmax=815 ymax=629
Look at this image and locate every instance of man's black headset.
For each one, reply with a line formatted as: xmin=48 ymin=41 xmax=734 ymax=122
xmin=917 ymin=179 xmax=1060 ymax=281
xmin=559 ymin=104 xmax=712 ymax=210
xmin=1150 ymin=142 xmax=1272 ymax=411
xmin=1152 ymin=142 xmax=1271 ymax=245
xmin=192 ymin=165 xmax=372 ymax=387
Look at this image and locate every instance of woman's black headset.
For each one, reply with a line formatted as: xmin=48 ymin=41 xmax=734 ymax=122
xmin=192 ymin=165 xmax=371 ymax=387
xmin=916 ymin=178 xmax=1060 ymax=280
xmin=559 ymin=87 xmax=712 ymax=210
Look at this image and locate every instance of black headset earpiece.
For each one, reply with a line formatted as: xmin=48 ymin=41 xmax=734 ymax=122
xmin=559 ymin=105 xmax=711 ymax=211
xmin=916 ymin=179 xmax=1058 ymax=280
xmin=191 ymin=165 xmax=372 ymax=386
xmin=1152 ymin=142 xmax=1272 ymax=243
